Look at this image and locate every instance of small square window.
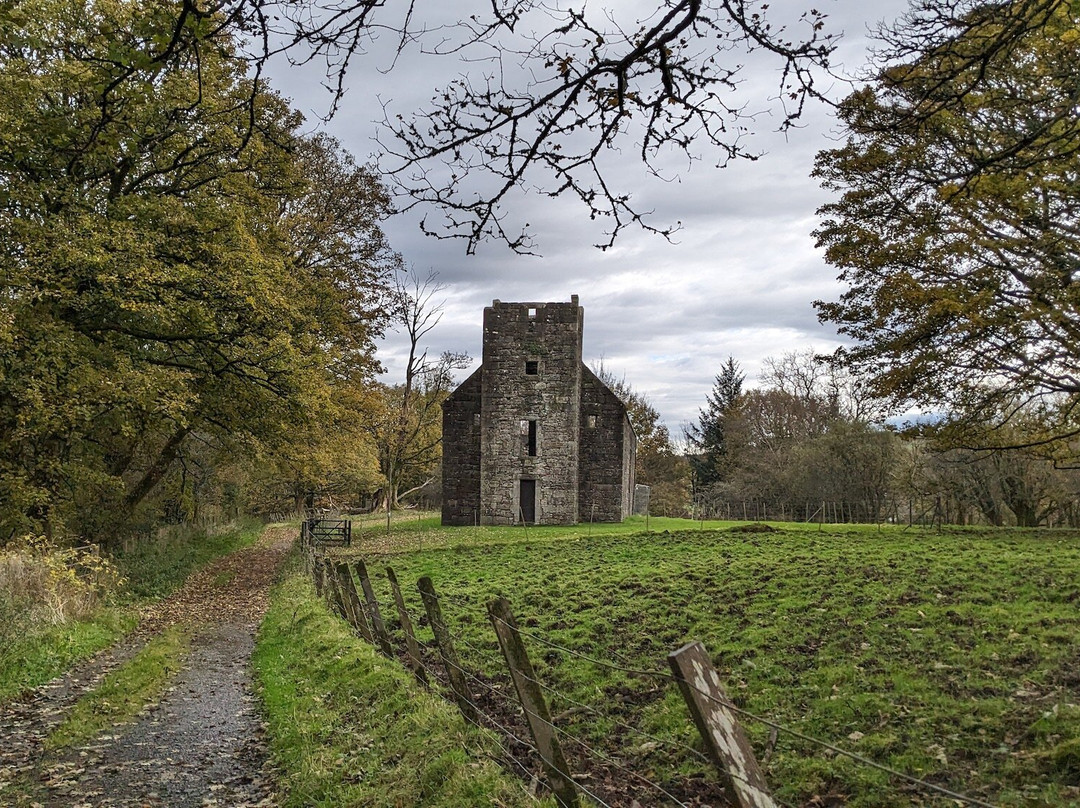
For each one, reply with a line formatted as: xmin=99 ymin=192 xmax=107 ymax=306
xmin=527 ymin=307 xmax=537 ymax=319
xmin=525 ymin=360 xmax=538 ymax=375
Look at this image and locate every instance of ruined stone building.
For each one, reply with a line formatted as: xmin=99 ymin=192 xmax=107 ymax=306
xmin=442 ymin=297 xmax=636 ymax=525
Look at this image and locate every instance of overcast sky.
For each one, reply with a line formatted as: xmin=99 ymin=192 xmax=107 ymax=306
xmin=268 ymin=0 xmax=911 ymax=433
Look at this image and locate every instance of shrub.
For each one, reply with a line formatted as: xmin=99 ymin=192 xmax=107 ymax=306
xmin=0 ymin=538 xmax=124 ymax=646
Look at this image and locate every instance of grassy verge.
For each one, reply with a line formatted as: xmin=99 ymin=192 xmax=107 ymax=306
xmin=344 ymin=523 xmax=1080 ymax=808
xmin=0 ymin=609 xmax=137 ymax=704
xmin=0 ymin=519 xmax=265 ymax=705
xmin=253 ymin=553 xmax=553 ymax=808
xmin=45 ymin=623 xmax=191 ymax=749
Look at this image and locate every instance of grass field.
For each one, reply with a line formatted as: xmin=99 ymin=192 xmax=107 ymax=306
xmin=324 ymin=513 xmax=1080 ymax=807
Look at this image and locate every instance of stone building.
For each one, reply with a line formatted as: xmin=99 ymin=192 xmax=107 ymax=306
xmin=442 ymin=296 xmax=636 ymax=525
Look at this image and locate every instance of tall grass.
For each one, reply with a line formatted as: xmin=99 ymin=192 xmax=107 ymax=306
xmin=0 ymin=539 xmax=123 ymax=649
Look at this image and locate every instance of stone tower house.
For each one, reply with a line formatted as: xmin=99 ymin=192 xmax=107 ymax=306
xmin=442 ymin=296 xmax=636 ymax=525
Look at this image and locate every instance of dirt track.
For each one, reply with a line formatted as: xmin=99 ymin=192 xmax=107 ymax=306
xmin=0 ymin=525 xmax=293 ymax=807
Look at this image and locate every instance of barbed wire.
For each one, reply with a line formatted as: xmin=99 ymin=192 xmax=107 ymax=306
xmin=545 ymin=719 xmax=692 ymax=807
xmin=375 ymin=622 xmax=556 ymax=805
xmin=402 ymin=614 xmax=695 ymax=807
xmin=452 ymin=687 xmax=616 ymax=808
xmin=511 ymin=670 xmax=791 ymax=808
xmin=517 ymin=668 xmax=709 ymax=765
xmin=425 ymin=586 xmax=646 ymax=668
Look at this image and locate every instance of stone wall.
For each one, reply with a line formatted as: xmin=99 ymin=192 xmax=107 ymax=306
xmin=579 ymin=367 xmax=634 ymax=522
xmin=441 ymin=369 xmax=482 ymax=525
xmin=480 ymin=299 xmax=583 ymax=524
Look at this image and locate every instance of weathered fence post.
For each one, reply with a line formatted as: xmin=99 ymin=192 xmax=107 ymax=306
xmin=313 ymin=555 xmax=326 ymax=598
xmin=488 ymin=597 xmax=580 ymax=808
xmin=668 ymin=640 xmax=777 ymax=808
xmin=354 ymin=560 xmax=393 ymax=657
xmin=417 ymin=576 xmax=478 ymax=724
xmin=325 ymin=563 xmax=348 ymax=620
xmin=386 ymin=567 xmax=427 ymax=685
xmin=335 ymin=562 xmax=373 ymax=643
xmin=332 ymin=562 xmax=360 ymax=629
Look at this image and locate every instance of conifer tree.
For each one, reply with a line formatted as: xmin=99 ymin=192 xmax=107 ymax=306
xmin=685 ymin=357 xmax=744 ymax=489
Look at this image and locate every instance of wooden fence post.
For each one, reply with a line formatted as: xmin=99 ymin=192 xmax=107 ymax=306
xmin=325 ymin=563 xmax=348 ymax=620
xmin=313 ymin=555 xmax=326 ymax=598
xmin=335 ymin=563 xmax=373 ymax=643
xmin=332 ymin=562 xmax=360 ymax=629
xmin=386 ymin=567 xmax=427 ymax=685
xmin=354 ymin=560 xmax=393 ymax=657
xmin=668 ymin=641 xmax=776 ymax=808
xmin=488 ymin=597 xmax=579 ymax=808
xmin=417 ymin=576 xmax=478 ymax=724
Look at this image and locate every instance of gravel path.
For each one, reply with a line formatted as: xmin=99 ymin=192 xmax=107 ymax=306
xmin=0 ymin=526 xmax=293 ymax=807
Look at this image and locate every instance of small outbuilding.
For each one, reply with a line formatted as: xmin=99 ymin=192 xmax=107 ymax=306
xmin=442 ymin=296 xmax=636 ymax=525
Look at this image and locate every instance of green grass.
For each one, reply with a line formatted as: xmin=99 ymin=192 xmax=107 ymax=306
xmin=334 ymin=520 xmax=1080 ymax=807
xmin=347 ymin=511 xmax=801 ymax=556
xmin=45 ymin=623 xmax=192 ymax=750
xmin=114 ymin=518 xmax=265 ymax=599
xmin=253 ymin=552 xmax=554 ymax=808
xmin=0 ymin=608 xmax=137 ymax=704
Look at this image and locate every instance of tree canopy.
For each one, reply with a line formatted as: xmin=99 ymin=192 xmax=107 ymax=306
xmin=0 ymin=0 xmax=394 ymax=541
xmin=814 ymin=0 xmax=1080 ymax=453
xmin=0 ymin=0 xmax=841 ymax=254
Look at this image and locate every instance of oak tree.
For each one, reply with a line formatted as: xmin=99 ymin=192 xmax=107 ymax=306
xmin=0 ymin=1 xmax=393 ymax=541
xmin=814 ymin=0 xmax=1080 ymax=453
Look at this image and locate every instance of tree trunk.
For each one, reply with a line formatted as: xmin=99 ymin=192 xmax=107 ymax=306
xmin=123 ymin=425 xmax=193 ymax=512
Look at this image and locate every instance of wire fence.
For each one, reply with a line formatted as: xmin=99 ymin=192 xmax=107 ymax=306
xmin=687 ymin=495 xmax=1080 ymax=529
xmin=301 ymin=529 xmax=1003 ymax=808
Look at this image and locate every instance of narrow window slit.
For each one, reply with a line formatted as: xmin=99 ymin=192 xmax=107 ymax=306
xmin=522 ymin=419 xmax=538 ymax=456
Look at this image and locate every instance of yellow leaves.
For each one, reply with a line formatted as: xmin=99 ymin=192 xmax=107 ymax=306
xmin=0 ymin=537 xmax=125 ymax=627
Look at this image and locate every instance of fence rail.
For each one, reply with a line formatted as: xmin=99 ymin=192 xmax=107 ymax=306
xmin=299 ymin=529 xmax=1000 ymax=808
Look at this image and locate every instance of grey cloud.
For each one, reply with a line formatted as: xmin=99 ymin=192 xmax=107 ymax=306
xmin=276 ymin=0 xmax=911 ymax=430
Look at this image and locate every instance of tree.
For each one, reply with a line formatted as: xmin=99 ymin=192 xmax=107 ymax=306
xmin=814 ymin=0 xmax=1080 ymax=455
xmin=361 ymin=271 xmax=470 ymax=514
xmin=0 ymin=2 xmax=393 ymax=542
xmin=899 ymin=423 xmax=1080 ymax=528
xmin=692 ymin=350 xmax=901 ymax=521
xmin=684 ymin=357 xmax=744 ymax=489
xmin=0 ymin=1 xmax=842 ymax=254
